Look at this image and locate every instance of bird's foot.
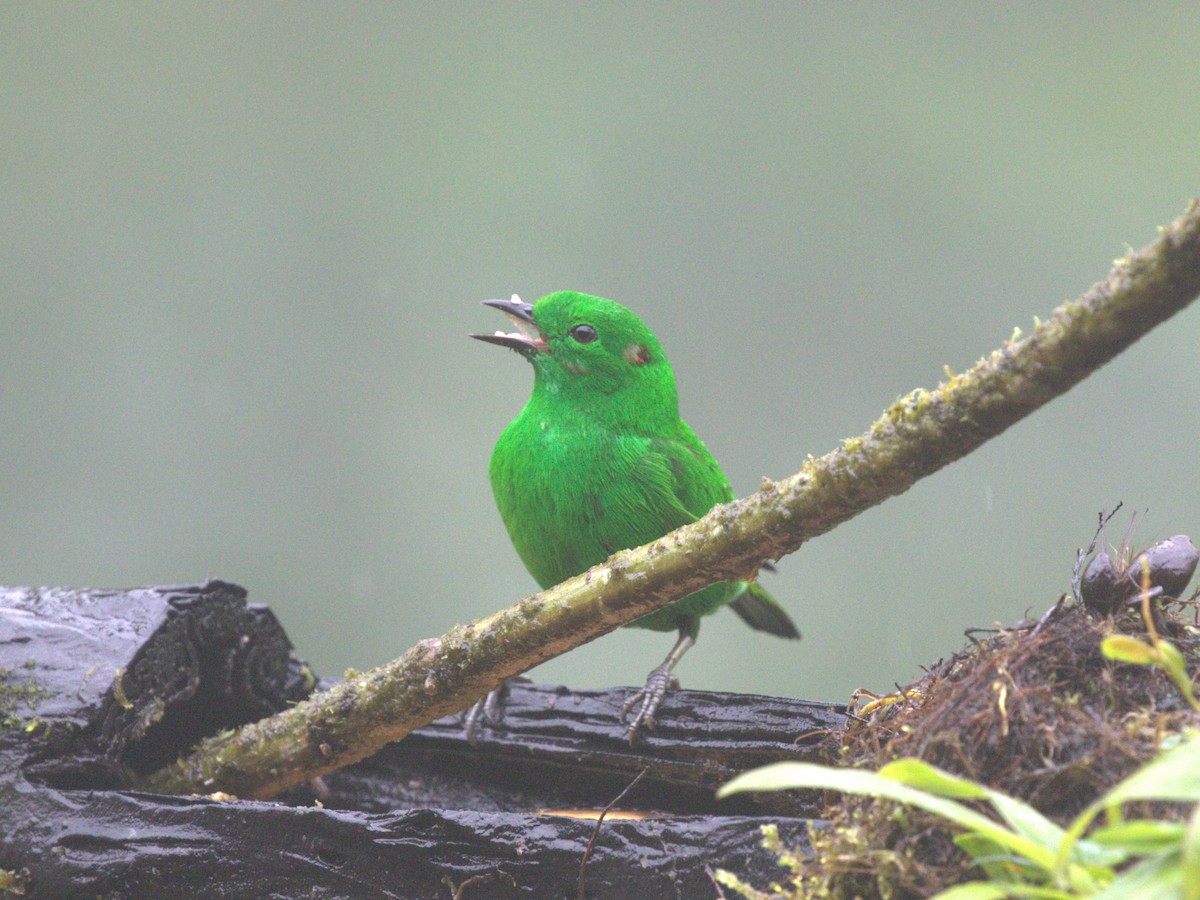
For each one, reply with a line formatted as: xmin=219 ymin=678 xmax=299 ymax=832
xmin=621 ymin=665 xmax=680 ymax=746
xmin=463 ymin=680 xmax=510 ymax=746
xmin=462 ymin=676 xmax=533 ymax=745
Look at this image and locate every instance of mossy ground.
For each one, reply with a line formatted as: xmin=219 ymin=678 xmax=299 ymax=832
xmin=766 ymin=596 xmax=1199 ymax=898
xmin=0 ymin=661 xmax=46 ymax=731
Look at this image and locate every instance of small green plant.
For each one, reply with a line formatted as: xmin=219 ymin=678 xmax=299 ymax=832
xmin=718 ymin=735 xmax=1200 ymax=898
xmin=718 ymin=566 xmax=1200 ymax=899
xmin=1099 ymin=559 xmax=1200 ymax=716
xmin=0 ymin=664 xmax=48 ymax=731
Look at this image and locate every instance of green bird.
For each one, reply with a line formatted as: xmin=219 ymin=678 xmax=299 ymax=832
xmin=471 ymin=291 xmax=799 ymax=742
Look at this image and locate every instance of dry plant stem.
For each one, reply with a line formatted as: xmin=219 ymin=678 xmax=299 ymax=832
xmin=579 ymin=766 xmax=650 ymax=900
xmin=140 ymin=201 xmax=1200 ymax=799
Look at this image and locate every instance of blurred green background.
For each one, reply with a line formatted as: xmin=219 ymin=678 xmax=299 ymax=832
xmin=3 ymin=4 xmax=1198 ymax=706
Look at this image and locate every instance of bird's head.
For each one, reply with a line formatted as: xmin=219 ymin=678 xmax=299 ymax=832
xmin=471 ymin=291 xmax=678 ymax=424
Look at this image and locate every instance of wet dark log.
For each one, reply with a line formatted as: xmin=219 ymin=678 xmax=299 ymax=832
xmin=321 ymin=680 xmax=840 ymax=819
xmin=0 ymin=582 xmax=841 ymax=898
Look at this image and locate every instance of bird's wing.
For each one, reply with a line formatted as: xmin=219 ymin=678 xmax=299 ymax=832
xmin=645 ymin=424 xmax=736 ymax=520
xmin=588 ymin=426 xmax=726 ymax=559
xmin=641 ymin=426 xmax=801 ymax=640
xmin=638 ymin=427 xmax=729 ymax=525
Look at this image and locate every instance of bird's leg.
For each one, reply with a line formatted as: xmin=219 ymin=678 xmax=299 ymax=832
xmin=462 ymin=679 xmax=510 ymax=746
xmin=621 ymin=625 xmax=696 ymax=745
xmin=462 ymin=675 xmax=534 ymax=745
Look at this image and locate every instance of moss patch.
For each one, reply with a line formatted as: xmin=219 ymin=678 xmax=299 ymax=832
xmin=0 ymin=661 xmax=47 ymax=731
xmin=772 ymin=597 xmax=1199 ymax=898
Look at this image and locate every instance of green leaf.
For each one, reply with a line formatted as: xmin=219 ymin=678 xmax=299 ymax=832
xmin=931 ymin=882 xmax=1075 ymax=899
xmin=929 ymin=883 xmax=1017 ymax=899
xmin=883 ymin=759 xmax=1070 ymax=853
xmin=880 ymin=758 xmax=990 ymax=799
xmin=1183 ymin=802 xmax=1200 ymax=900
xmin=880 ymin=758 xmax=1078 ymax=859
xmin=1056 ymin=737 xmax=1200 ymax=879
xmin=1094 ymin=849 xmax=1181 ymax=899
xmin=955 ymin=833 xmax=1030 ymax=881
xmin=1091 ymin=819 xmax=1186 ymax=853
xmin=987 ymin=792 xmax=1066 ymax=848
xmin=1157 ymin=641 xmax=1200 ymax=711
xmin=1101 ymin=635 xmax=1158 ymax=666
xmin=718 ymin=763 xmax=1007 ymax=840
xmin=1101 ymin=734 xmax=1200 ymax=805
xmin=717 ymin=761 xmax=814 ymax=796
xmin=1159 ymin=640 xmax=1187 ymax=674
xmin=719 ymin=762 xmax=1065 ymax=876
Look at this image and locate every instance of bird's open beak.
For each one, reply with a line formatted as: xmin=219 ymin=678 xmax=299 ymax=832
xmin=470 ymin=294 xmax=548 ymax=352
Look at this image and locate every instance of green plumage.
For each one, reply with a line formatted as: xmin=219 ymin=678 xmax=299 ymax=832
xmin=473 ymin=290 xmax=798 ymax=736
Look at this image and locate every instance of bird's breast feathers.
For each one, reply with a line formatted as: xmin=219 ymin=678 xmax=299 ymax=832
xmin=489 ymin=414 xmax=732 ymax=588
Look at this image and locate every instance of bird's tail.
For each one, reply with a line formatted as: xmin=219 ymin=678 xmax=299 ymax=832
xmin=729 ymin=583 xmax=801 ymax=639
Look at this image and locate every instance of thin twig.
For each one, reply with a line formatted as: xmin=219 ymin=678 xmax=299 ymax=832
xmin=1072 ymin=503 xmax=1125 ymax=603
xmin=578 ymin=766 xmax=650 ymax=900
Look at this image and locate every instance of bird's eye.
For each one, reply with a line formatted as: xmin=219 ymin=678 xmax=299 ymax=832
xmin=569 ymin=324 xmax=598 ymax=344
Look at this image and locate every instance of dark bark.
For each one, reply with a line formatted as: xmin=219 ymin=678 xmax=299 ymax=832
xmin=1 ymin=582 xmax=840 ymax=898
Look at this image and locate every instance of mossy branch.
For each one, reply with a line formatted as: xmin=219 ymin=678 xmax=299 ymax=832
xmin=140 ymin=200 xmax=1200 ymax=799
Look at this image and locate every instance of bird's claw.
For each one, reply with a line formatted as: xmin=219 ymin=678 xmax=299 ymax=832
xmin=621 ymin=666 xmax=680 ymax=745
xmin=463 ymin=680 xmax=510 ymax=745
xmin=462 ymin=676 xmax=534 ymax=745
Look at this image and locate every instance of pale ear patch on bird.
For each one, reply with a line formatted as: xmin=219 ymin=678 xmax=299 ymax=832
xmin=624 ymin=344 xmax=650 ymax=366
